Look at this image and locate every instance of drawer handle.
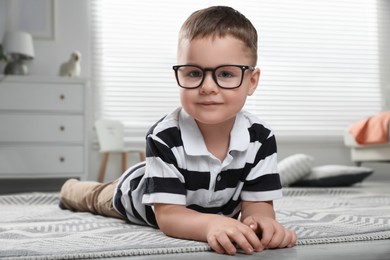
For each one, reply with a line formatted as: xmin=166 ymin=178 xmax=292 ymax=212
xmin=60 ymin=126 xmax=65 ymax=131
xmin=60 ymin=94 xmax=65 ymax=100
xmin=59 ymin=157 xmax=65 ymax=162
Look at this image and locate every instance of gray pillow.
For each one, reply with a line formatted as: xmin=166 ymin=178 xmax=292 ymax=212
xmin=278 ymin=154 xmax=314 ymax=187
xmin=291 ymin=165 xmax=373 ymax=187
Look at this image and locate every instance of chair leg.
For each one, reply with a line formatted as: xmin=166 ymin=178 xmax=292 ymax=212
xmin=121 ymin=152 xmax=128 ymax=173
xmin=355 ymin=161 xmax=362 ymax=167
xmin=98 ymin=152 xmax=109 ymax=183
xmin=140 ymin=151 xmax=146 ymax=161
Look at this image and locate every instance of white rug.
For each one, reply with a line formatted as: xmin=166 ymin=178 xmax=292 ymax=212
xmin=275 ymin=188 xmax=390 ymax=244
xmin=1 ymin=188 xmax=390 ymax=259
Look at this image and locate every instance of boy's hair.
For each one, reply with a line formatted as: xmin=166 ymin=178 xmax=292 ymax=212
xmin=179 ymin=6 xmax=258 ymax=65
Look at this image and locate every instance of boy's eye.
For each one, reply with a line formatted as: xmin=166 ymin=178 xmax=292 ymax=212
xmin=218 ymin=71 xmax=234 ymax=78
xmin=187 ymin=70 xmax=203 ymax=78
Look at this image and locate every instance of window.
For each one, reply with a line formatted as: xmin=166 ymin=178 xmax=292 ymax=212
xmin=91 ymin=0 xmax=383 ymax=147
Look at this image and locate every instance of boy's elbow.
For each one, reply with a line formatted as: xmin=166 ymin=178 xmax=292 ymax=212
xmin=154 ymin=203 xmax=200 ymax=240
xmin=154 ymin=212 xmax=170 ymax=235
xmin=154 ymin=204 xmax=181 ymax=235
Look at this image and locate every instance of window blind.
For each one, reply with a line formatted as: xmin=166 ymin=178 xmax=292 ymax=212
xmin=91 ymin=0 xmax=383 ymax=146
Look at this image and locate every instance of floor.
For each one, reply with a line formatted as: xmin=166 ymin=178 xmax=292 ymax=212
xmin=102 ymin=181 xmax=390 ymax=260
xmin=0 ymin=178 xmax=67 ymax=194
xmin=115 ymin=240 xmax=390 ymax=260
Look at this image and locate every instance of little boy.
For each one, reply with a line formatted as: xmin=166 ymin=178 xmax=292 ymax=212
xmin=60 ymin=6 xmax=297 ymax=255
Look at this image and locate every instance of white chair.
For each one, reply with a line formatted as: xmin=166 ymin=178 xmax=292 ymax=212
xmin=95 ymin=118 xmax=145 ymax=182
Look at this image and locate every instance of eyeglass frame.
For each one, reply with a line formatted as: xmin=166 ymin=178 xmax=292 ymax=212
xmin=172 ymin=64 xmax=256 ymax=89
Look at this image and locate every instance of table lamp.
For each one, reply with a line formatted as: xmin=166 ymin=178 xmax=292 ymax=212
xmin=2 ymin=31 xmax=35 ymax=75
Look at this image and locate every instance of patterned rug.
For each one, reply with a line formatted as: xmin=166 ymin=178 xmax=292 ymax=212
xmin=275 ymin=188 xmax=390 ymax=244
xmin=1 ymin=188 xmax=390 ymax=259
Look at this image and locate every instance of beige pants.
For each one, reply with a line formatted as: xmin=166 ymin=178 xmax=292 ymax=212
xmin=60 ymin=178 xmax=125 ymax=219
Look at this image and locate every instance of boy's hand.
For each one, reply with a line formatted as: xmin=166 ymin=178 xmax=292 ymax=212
xmin=242 ymin=215 xmax=297 ymax=249
xmin=206 ymin=216 xmax=263 ymax=255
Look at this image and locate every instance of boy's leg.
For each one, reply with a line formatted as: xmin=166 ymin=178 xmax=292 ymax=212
xmin=60 ymin=179 xmax=125 ymax=219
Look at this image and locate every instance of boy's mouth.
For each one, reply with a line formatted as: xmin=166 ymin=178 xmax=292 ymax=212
xmin=198 ymin=101 xmax=222 ymax=106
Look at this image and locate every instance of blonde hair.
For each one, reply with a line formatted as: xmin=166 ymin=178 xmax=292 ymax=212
xmin=178 ymin=6 xmax=258 ymax=65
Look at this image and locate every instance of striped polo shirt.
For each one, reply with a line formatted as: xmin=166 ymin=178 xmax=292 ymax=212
xmin=113 ymin=107 xmax=282 ymax=227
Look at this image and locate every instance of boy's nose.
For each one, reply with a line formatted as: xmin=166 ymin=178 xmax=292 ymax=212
xmin=199 ymin=73 xmax=219 ymax=94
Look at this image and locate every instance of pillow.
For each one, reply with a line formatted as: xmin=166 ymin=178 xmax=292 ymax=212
xmin=291 ymin=165 xmax=373 ymax=187
xmin=278 ymin=154 xmax=314 ymax=187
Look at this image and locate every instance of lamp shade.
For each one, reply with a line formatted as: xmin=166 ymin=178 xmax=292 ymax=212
xmin=2 ymin=31 xmax=35 ymax=59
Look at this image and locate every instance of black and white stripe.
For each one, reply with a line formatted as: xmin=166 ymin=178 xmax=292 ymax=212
xmin=114 ymin=107 xmax=282 ymax=227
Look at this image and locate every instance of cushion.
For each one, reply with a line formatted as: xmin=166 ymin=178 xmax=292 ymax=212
xmin=278 ymin=154 xmax=314 ymax=187
xmin=291 ymin=165 xmax=373 ymax=187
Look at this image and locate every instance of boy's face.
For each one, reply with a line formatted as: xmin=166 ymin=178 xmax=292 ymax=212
xmin=177 ymin=35 xmax=260 ymax=128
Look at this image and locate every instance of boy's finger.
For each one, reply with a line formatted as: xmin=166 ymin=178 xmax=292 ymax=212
xmin=216 ymin=233 xmax=237 ymax=255
xmin=267 ymin=228 xmax=286 ymax=248
xmin=207 ymin=235 xmax=227 ymax=255
xmin=278 ymin=230 xmax=294 ymax=248
xmin=242 ymin=217 xmax=258 ymax=234
xmin=249 ymin=223 xmax=257 ymax=231
xmin=243 ymin=227 xmax=264 ymax=252
xmin=288 ymin=230 xmax=298 ymax=247
xmin=228 ymin=232 xmax=254 ymax=255
xmin=259 ymin=225 xmax=274 ymax=248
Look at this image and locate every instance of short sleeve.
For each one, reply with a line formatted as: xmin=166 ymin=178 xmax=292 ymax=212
xmin=141 ymin=132 xmax=187 ymax=206
xmin=241 ymin=124 xmax=282 ymax=201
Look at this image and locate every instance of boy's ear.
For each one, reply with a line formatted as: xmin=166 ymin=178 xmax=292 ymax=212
xmin=247 ymin=68 xmax=260 ymax=96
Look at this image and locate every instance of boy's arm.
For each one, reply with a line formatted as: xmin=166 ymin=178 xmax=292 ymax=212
xmin=154 ymin=203 xmax=263 ymax=255
xmin=240 ymin=201 xmax=297 ymax=249
xmin=241 ymin=200 xmax=275 ymax=219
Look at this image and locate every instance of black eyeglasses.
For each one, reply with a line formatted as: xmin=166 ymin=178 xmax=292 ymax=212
xmin=172 ymin=64 xmax=255 ymax=89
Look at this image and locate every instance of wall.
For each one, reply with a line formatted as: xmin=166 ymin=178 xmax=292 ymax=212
xmin=0 ymin=0 xmax=90 ymax=77
xmin=0 ymin=0 xmax=388 ymax=193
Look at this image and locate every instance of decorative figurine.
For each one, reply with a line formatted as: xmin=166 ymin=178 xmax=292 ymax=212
xmin=59 ymin=51 xmax=81 ymax=77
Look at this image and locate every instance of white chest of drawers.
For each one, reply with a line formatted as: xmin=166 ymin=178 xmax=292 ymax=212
xmin=0 ymin=76 xmax=89 ymax=179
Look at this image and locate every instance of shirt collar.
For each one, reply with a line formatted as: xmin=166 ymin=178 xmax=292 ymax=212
xmin=179 ymin=108 xmax=250 ymax=156
xmin=179 ymin=109 xmax=208 ymax=156
xmin=229 ymin=112 xmax=250 ymax=152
